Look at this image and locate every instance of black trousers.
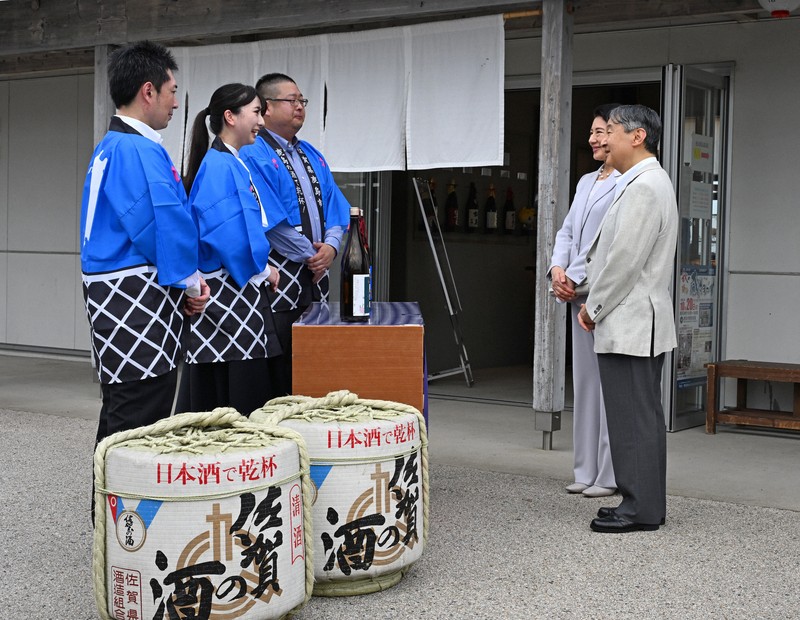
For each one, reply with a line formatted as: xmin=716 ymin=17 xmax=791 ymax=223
xmin=93 ymin=369 xmax=178 ymax=522
xmin=268 ymin=305 xmax=308 ymax=396
xmin=596 ymin=352 xmax=666 ymax=525
xmin=95 ymin=369 xmax=178 ymax=444
xmin=176 ymin=358 xmax=275 ymax=416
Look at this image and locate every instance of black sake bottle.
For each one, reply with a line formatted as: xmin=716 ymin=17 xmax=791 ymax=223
xmin=340 ymin=207 xmax=371 ymax=322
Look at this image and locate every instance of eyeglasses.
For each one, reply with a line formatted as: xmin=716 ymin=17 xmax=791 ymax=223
xmin=266 ymin=98 xmax=309 ymax=108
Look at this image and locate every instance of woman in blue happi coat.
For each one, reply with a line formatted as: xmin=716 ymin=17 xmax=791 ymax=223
xmin=178 ymin=83 xmax=282 ymax=415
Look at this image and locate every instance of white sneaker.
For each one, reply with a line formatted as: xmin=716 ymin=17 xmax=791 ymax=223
xmin=565 ymin=482 xmax=590 ymax=493
xmin=582 ymin=485 xmax=617 ymax=498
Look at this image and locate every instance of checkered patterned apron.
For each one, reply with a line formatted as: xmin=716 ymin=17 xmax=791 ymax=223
xmin=262 ymin=133 xmax=329 ymax=311
xmin=82 ymin=266 xmax=184 ymax=384
xmin=185 ymin=269 xmax=272 ymax=363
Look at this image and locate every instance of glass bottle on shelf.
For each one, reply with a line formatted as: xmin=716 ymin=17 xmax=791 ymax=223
xmin=520 ymin=196 xmax=537 ymax=235
xmin=502 ymin=186 xmax=516 ymax=235
xmin=340 ymin=206 xmax=371 ymax=322
xmin=484 ymin=183 xmax=497 ymax=234
xmin=466 ymin=181 xmax=479 ymax=233
xmin=445 ymin=179 xmax=459 ymax=232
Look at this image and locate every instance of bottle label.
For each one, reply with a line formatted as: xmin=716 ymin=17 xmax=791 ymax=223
xmin=505 ymin=211 xmax=516 ymax=230
xmin=486 ymin=212 xmax=497 ymax=229
xmin=352 ymin=274 xmax=370 ymax=317
xmin=447 ymin=209 xmax=458 ymax=227
xmin=468 ymin=209 xmax=479 ymax=228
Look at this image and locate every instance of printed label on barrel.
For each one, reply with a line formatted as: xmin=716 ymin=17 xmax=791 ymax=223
xmin=102 ymin=444 xmax=306 ymax=619
xmin=313 ymin=451 xmax=424 ymax=582
xmin=279 ymin=416 xmax=425 ymax=583
xmin=283 ymin=418 xmax=420 ymax=459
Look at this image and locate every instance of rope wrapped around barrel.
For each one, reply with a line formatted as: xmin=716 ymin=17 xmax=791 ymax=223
xmin=92 ymin=408 xmax=315 ymax=619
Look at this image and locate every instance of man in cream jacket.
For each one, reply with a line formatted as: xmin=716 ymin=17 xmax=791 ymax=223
xmin=578 ymin=104 xmax=678 ymax=533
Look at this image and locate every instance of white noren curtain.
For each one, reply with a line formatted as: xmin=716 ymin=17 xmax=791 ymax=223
xmin=406 ymin=15 xmax=505 ymax=170
xmin=166 ymin=15 xmax=504 ymax=172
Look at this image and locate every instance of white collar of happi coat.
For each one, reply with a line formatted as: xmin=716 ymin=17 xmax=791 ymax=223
xmin=115 ymin=115 xmax=163 ymax=145
xmin=222 ymin=141 xmax=240 ymax=158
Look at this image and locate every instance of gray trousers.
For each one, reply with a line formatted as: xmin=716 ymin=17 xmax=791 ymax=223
xmin=570 ymin=303 xmax=616 ymax=488
xmin=597 ymin=352 xmax=666 ymax=524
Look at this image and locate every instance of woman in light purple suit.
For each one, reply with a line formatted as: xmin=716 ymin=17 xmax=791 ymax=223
xmin=549 ymin=104 xmax=620 ymax=498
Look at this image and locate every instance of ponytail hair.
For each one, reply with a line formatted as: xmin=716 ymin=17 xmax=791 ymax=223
xmin=183 ymin=82 xmax=263 ymax=193
xmin=184 ymin=107 xmax=210 ymax=193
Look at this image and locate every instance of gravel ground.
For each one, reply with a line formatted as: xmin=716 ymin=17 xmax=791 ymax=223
xmin=2 ymin=409 xmax=798 ymax=620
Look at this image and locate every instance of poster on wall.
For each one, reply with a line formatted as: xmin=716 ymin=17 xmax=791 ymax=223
xmin=691 ymin=133 xmax=714 ymax=174
xmin=679 ymin=134 xmax=715 ymax=221
xmin=677 ymin=266 xmax=716 ymax=387
xmin=689 ymin=180 xmax=713 ymax=220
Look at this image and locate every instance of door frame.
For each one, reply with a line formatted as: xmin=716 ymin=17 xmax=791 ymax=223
xmin=662 ymin=62 xmax=733 ymax=431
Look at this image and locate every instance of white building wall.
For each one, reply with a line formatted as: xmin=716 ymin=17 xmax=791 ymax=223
xmin=0 ymin=80 xmax=8 ymax=344
xmin=508 ymin=18 xmax=800 ymax=366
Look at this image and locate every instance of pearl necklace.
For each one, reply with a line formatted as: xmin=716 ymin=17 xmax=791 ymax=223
xmin=597 ymin=165 xmax=613 ymax=180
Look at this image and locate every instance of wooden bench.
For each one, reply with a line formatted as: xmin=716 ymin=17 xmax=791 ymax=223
xmin=706 ymin=360 xmax=800 ymax=434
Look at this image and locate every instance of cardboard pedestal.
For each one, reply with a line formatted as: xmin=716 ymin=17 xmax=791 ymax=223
xmin=292 ymin=302 xmax=425 ymax=414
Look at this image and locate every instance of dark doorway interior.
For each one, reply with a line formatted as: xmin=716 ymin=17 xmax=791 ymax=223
xmin=390 ymin=81 xmax=661 ymax=393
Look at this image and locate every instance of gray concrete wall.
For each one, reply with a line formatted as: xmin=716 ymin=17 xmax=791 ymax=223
xmin=0 ymin=72 xmax=93 ymax=352
xmin=0 ymin=80 xmax=7 ymax=344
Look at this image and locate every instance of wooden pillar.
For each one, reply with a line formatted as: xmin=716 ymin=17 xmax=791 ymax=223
xmin=89 ymin=44 xmax=115 ymax=381
xmin=93 ymin=45 xmax=115 ymax=145
xmin=533 ymin=0 xmax=573 ymax=450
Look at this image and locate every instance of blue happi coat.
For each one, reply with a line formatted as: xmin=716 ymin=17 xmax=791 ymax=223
xmin=240 ymin=132 xmax=350 ymax=310
xmin=185 ymin=138 xmax=280 ymax=363
xmin=79 ymin=117 xmax=199 ymax=384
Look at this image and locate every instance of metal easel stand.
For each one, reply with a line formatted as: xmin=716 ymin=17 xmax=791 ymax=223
xmin=412 ymin=178 xmax=474 ymax=388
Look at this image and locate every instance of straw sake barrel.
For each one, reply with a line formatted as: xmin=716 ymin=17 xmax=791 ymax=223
xmin=92 ymin=409 xmax=313 ymax=620
xmin=251 ymin=390 xmax=429 ymax=596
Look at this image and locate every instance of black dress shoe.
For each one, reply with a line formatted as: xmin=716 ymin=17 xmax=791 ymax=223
xmin=590 ymin=514 xmax=659 ymax=533
xmin=597 ymin=506 xmax=665 ymax=525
